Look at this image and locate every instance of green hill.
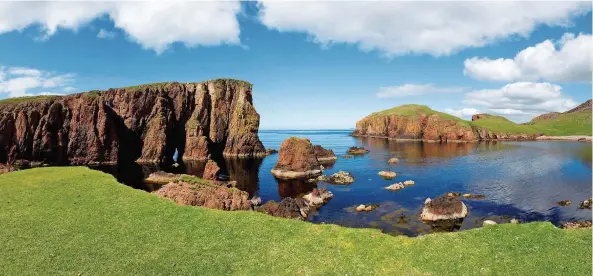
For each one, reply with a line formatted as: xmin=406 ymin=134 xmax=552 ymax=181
xmin=470 ymin=114 xmax=539 ymax=134
xmin=369 ymin=104 xmax=471 ymax=126
xmin=529 ymin=111 xmax=592 ymax=136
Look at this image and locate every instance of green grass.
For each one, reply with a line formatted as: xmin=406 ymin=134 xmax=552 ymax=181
xmin=369 ymin=104 xmax=471 ymax=126
xmin=529 ymin=112 xmax=592 ymax=136
xmin=0 ymin=95 xmax=59 ymax=105
xmin=0 ymin=167 xmax=590 ymax=275
xmin=469 ymin=114 xmax=539 ymax=134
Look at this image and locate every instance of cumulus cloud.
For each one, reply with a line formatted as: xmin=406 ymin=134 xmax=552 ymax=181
xmin=464 ymin=33 xmax=593 ymax=82
xmin=0 ymin=1 xmax=242 ymax=54
xmin=257 ymin=2 xmax=590 ymax=57
xmin=97 ymin=28 xmax=116 ymax=39
xmin=463 ymin=82 xmax=577 ymax=117
xmin=0 ymin=66 xmax=74 ymax=98
xmin=377 ymin=84 xmax=466 ymax=98
xmin=444 ymin=108 xmax=480 ymax=119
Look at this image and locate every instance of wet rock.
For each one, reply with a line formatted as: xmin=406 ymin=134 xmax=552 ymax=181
xmin=346 ymin=146 xmax=369 ymax=155
xmin=0 ymin=164 xmax=15 ymax=174
xmin=202 ymin=159 xmax=220 ymax=180
xmin=557 ymin=200 xmax=572 ymax=206
xmin=355 ymin=204 xmax=378 ymax=212
xmin=257 ymin=197 xmax=310 ymax=220
xmin=483 ymin=220 xmax=497 ymax=226
xmin=250 ymin=196 xmax=262 ymax=206
xmin=403 ymin=180 xmax=415 ymax=186
xmin=327 ymin=171 xmax=354 ymax=184
xmin=265 ymin=148 xmax=278 ymax=155
xmin=421 ymin=196 xmax=468 ymax=221
xmin=385 ymin=183 xmax=405 ymax=191
xmin=447 ymin=192 xmax=461 ymax=198
xmin=0 ymin=79 xmax=266 ymax=165
xmin=388 ymin=157 xmax=399 ymax=164
xmin=341 ymin=154 xmax=353 ymax=159
xmin=462 ymin=193 xmax=485 ymax=199
xmin=561 ymin=221 xmax=592 ymax=229
xmin=153 ymin=181 xmax=251 ymax=211
xmin=378 ymin=170 xmax=397 ymax=180
xmin=579 ymin=198 xmax=592 ymax=209
xmin=313 ymin=145 xmax=338 ymax=163
xmin=145 ymin=171 xmax=182 ymax=184
xmin=271 ymin=137 xmax=323 ymax=179
xmin=302 ymin=188 xmax=333 ymax=206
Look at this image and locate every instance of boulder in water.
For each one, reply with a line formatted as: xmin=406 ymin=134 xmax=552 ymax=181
xmin=257 ymin=198 xmax=310 ymax=220
xmin=385 ymin=183 xmax=405 ymax=191
xmin=271 ymin=137 xmax=323 ymax=179
xmin=557 ymin=200 xmax=572 ymax=206
xmin=313 ymin=145 xmax=338 ymax=163
xmin=378 ymin=171 xmax=397 ymax=180
xmin=302 ymin=188 xmax=333 ymax=206
xmin=562 ymin=221 xmax=592 ymax=229
xmin=421 ymin=196 xmax=468 ymax=221
xmin=579 ymin=198 xmax=592 ymax=209
xmin=346 ymin=146 xmax=369 ymax=155
xmin=202 ymin=159 xmax=220 ymax=180
xmin=388 ymin=157 xmax=399 ymax=164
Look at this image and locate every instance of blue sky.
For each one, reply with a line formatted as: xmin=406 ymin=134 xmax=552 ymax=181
xmin=0 ymin=2 xmax=591 ymax=129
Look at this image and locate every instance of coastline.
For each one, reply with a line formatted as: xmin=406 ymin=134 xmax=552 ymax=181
xmin=535 ymin=135 xmax=592 ymax=142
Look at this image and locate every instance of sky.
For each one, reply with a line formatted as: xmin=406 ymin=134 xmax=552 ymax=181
xmin=0 ymin=1 xmax=591 ymax=130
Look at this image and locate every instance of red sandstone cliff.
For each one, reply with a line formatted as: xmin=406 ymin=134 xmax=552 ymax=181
xmin=0 ymin=79 xmax=265 ymax=165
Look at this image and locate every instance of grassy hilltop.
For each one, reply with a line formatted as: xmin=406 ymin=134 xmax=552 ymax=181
xmin=0 ymin=167 xmax=591 ymax=275
xmin=365 ymin=100 xmax=592 ymax=136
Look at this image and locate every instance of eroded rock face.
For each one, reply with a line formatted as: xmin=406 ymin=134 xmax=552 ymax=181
xmin=0 ymin=79 xmax=265 ymax=165
xmin=153 ymin=181 xmax=252 ymax=211
xmin=271 ymin=137 xmax=322 ymax=179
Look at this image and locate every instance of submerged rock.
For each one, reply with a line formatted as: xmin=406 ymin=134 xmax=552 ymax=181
xmin=355 ymin=204 xmax=379 ymax=212
xmin=341 ymin=154 xmax=354 ymax=159
xmin=579 ymin=198 xmax=592 ymax=209
xmin=154 ymin=181 xmax=251 ymax=211
xmin=378 ymin=170 xmax=397 ymax=180
xmin=557 ymin=200 xmax=572 ymax=206
xmin=302 ymin=188 xmax=333 ymax=206
xmin=313 ymin=145 xmax=338 ymax=163
xmin=388 ymin=157 xmax=399 ymax=164
xmin=385 ymin=183 xmax=405 ymax=191
xmin=561 ymin=221 xmax=592 ymax=229
xmin=462 ymin=193 xmax=485 ymax=199
xmin=346 ymin=146 xmax=369 ymax=155
xmin=271 ymin=137 xmax=323 ymax=179
xmin=202 ymin=159 xmax=220 ymax=180
xmin=403 ymin=180 xmax=415 ymax=186
xmin=421 ymin=196 xmax=468 ymax=221
xmin=257 ymin=198 xmax=310 ymax=220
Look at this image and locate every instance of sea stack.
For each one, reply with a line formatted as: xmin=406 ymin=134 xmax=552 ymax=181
xmin=271 ymin=137 xmax=323 ymax=179
xmin=313 ymin=145 xmax=337 ymax=163
xmin=0 ymin=79 xmax=266 ymax=165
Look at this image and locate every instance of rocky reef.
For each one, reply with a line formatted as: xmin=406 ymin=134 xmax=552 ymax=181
xmin=0 ymin=79 xmax=265 ymax=165
xmin=352 ymin=104 xmax=538 ymax=142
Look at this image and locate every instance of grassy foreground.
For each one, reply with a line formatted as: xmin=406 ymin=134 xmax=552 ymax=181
xmin=1 ymin=167 xmax=591 ymax=275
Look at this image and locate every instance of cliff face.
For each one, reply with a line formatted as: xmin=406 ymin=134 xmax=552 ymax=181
xmin=353 ymin=113 xmax=479 ymax=142
xmin=0 ymin=79 xmax=265 ymax=165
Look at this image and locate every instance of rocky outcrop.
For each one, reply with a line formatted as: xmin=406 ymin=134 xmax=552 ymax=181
xmin=271 ymin=137 xmax=323 ymax=179
xmin=421 ymin=196 xmax=468 ymax=221
xmin=312 ymin=145 xmax=337 ymax=163
xmin=0 ymin=163 xmax=14 ymax=174
xmin=154 ymin=181 xmax=252 ymax=211
xmin=257 ymin=197 xmax=310 ymax=220
xmin=0 ymin=79 xmax=265 ymax=165
xmin=202 ymin=159 xmax=220 ymax=180
xmin=353 ymin=105 xmax=538 ymax=142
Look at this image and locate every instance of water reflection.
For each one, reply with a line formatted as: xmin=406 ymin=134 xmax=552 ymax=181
xmin=276 ymin=178 xmax=318 ymax=198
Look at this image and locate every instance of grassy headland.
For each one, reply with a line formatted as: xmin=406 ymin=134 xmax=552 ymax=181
xmin=0 ymin=167 xmax=590 ymax=275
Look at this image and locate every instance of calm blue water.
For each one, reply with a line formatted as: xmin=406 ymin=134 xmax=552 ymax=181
xmin=101 ymin=130 xmax=593 ymax=236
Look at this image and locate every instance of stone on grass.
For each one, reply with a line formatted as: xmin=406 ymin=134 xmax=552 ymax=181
xmin=483 ymin=220 xmax=497 ymax=226
xmin=154 ymin=181 xmax=251 ymax=211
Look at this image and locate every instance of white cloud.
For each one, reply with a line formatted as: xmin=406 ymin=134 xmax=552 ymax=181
xmin=444 ymin=108 xmax=480 ymax=118
xmin=0 ymin=66 xmax=74 ymax=98
xmin=0 ymin=1 xmax=242 ymax=54
xmin=464 ymin=33 xmax=592 ymax=82
xmin=97 ymin=28 xmax=116 ymax=39
xmin=377 ymin=84 xmax=466 ymax=98
xmin=257 ymin=2 xmax=590 ymax=57
xmin=463 ymin=82 xmax=577 ymax=118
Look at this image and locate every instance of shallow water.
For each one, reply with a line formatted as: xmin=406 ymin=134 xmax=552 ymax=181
xmin=95 ymin=130 xmax=593 ymax=236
